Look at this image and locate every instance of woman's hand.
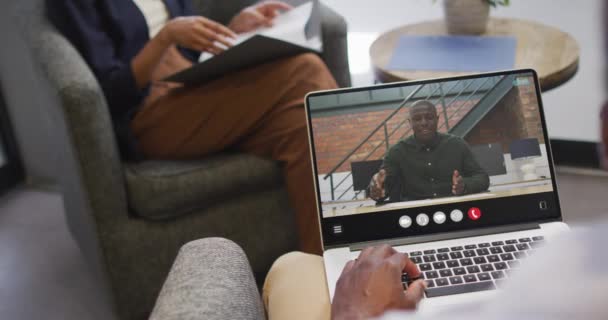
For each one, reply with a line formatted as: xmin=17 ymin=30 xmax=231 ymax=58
xmin=228 ymin=1 xmax=293 ymax=34
xmin=160 ymin=16 xmax=237 ymax=55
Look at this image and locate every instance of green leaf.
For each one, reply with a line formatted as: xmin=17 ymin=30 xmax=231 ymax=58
xmin=485 ymin=0 xmax=510 ymax=7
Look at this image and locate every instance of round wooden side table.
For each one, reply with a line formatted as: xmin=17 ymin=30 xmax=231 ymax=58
xmin=370 ymin=18 xmax=580 ymax=91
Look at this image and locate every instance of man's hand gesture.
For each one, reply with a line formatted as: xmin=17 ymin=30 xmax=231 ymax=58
xmin=369 ymin=169 xmax=387 ymax=200
xmin=452 ymin=170 xmax=465 ymax=195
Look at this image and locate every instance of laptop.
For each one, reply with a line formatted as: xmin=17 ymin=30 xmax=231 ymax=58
xmin=304 ymin=69 xmax=569 ymax=314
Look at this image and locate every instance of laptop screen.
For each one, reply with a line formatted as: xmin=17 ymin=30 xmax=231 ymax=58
xmin=305 ymin=70 xmax=562 ymax=247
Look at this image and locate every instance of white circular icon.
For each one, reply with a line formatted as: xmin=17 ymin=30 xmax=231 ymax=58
xmin=433 ymin=211 xmax=447 ymax=224
xmin=416 ymin=213 xmax=430 ymax=226
xmin=399 ymin=216 xmax=412 ymax=229
xmin=450 ymin=209 xmax=464 ymax=222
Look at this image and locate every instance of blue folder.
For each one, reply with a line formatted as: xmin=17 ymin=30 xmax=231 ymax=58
xmin=387 ymin=35 xmax=516 ymax=72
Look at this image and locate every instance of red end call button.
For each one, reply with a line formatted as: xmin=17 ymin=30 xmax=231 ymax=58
xmin=468 ymin=207 xmax=482 ymax=220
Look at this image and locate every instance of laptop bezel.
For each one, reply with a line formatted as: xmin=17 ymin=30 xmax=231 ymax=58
xmin=305 ymin=69 xmax=564 ymax=249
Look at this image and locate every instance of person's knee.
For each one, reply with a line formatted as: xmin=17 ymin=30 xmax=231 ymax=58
xmin=287 ymin=53 xmax=330 ymax=77
xmin=272 ymin=251 xmax=321 ymax=273
xmin=288 ymin=123 xmax=312 ymax=160
xmin=265 ymin=252 xmax=322 ymax=287
xmin=292 ymin=53 xmax=325 ymax=67
xmin=263 ymin=252 xmax=329 ymax=319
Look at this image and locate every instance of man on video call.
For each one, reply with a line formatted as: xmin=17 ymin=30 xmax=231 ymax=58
xmin=369 ymin=100 xmax=490 ymax=202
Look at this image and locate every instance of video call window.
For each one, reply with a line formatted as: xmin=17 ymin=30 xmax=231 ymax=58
xmin=308 ymin=72 xmax=553 ymax=218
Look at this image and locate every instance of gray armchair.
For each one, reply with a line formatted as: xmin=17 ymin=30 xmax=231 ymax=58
xmin=14 ymin=1 xmax=349 ymax=320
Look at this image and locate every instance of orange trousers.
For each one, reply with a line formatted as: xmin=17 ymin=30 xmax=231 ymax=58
xmin=131 ymin=50 xmax=337 ymax=254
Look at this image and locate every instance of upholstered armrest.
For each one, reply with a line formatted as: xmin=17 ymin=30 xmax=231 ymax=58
xmin=149 ymin=238 xmax=265 ymax=320
xmin=319 ymin=3 xmax=351 ymax=88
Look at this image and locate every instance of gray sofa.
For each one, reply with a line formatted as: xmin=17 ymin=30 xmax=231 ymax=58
xmin=13 ymin=1 xmax=349 ymax=320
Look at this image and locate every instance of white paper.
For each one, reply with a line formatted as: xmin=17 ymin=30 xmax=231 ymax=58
xmin=199 ymin=2 xmax=321 ymax=62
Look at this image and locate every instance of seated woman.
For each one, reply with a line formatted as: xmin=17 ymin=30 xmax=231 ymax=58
xmin=47 ymin=0 xmax=338 ymax=254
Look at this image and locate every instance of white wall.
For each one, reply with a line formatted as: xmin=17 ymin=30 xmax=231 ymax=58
xmin=322 ymin=0 xmax=604 ymax=143
xmin=495 ymin=1 xmax=603 ymax=143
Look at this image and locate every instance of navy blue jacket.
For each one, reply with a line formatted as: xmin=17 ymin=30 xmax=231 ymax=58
xmin=46 ymin=0 xmax=199 ymax=159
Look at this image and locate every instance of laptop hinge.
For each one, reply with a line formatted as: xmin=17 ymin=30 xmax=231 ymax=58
xmin=348 ymin=223 xmax=540 ymax=252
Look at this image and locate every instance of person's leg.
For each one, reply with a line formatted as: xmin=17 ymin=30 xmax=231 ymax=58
xmin=132 ymin=53 xmax=337 ymax=254
xmin=234 ymin=54 xmax=336 ymax=254
xmin=235 ymin=99 xmax=322 ymax=253
xmin=263 ymin=252 xmax=331 ymax=320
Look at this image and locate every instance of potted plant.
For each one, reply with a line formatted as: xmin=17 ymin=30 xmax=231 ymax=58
xmin=442 ymin=0 xmax=510 ymax=35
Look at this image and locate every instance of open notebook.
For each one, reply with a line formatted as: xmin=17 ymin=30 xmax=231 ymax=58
xmin=165 ymin=1 xmax=322 ymax=85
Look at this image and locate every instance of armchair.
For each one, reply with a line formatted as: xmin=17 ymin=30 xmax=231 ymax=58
xmin=14 ymin=1 xmax=349 ymax=319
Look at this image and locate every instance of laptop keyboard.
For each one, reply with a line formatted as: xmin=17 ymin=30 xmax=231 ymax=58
xmin=401 ymin=236 xmax=545 ymax=298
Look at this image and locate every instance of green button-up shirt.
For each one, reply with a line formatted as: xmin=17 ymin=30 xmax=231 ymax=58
xmin=382 ymin=133 xmax=489 ymax=201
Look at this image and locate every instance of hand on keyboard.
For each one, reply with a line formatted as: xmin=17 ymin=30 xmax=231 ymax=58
xmin=404 ymin=236 xmax=545 ymax=298
xmin=331 ymin=245 xmax=427 ymax=320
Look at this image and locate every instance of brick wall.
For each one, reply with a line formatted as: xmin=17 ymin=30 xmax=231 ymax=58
xmin=466 ymin=77 xmax=545 ymax=151
xmin=517 ymin=77 xmax=545 ymax=143
xmin=312 ymin=77 xmax=544 ymax=175
xmin=312 ymin=99 xmax=477 ymax=174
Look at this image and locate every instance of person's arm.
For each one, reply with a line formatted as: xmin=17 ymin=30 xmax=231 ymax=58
xmin=369 ymin=148 xmax=402 ymax=202
xmin=458 ymin=141 xmax=490 ymax=194
xmin=131 ymin=17 xmax=236 ymax=88
xmin=134 ymin=1 xmax=295 ymax=86
xmin=47 ymin=0 xmax=236 ymax=112
xmin=384 ymin=148 xmax=403 ymax=202
xmin=47 ymin=0 xmax=146 ymax=115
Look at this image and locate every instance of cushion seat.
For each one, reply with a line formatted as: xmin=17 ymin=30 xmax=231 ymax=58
xmin=125 ymin=154 xmax=283 ymax=220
